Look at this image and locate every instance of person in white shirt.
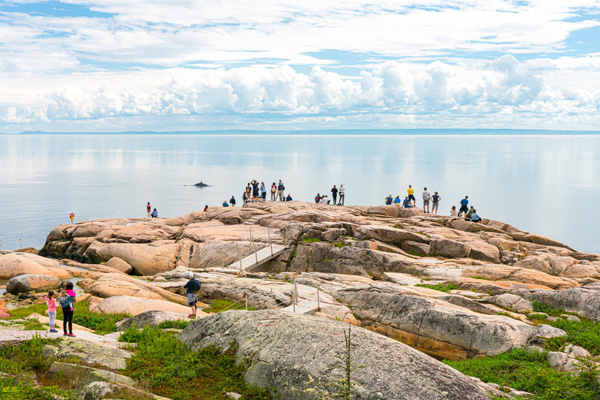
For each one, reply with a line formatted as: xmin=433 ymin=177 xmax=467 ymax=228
xmin=339 ymin=184 xmax=345 ymax=206
xmin=422 ymin=187 xmax=431 ymax=213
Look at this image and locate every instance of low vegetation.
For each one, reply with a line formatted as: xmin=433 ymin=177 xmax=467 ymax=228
xmin=203 ymin=299 xmax=255 ymax=313
xmin=301 ymin=237 xmax=321 ymax=243
xmin=122 ymin=326 xmax=273 ymax=400
xmin=449 ymin=302 xmax=600 ymax=399
xmin=415 ymin=283 xmax=458 ymax=292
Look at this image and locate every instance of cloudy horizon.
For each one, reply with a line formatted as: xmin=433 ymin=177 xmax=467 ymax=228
xmin=1 ymin=0 xmax=600 ymax=133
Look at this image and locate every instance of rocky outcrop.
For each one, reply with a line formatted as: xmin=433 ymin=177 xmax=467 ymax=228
xmin=115 ymin=310 xmax=189 ymax=331
xmin=89 ymin=295 xmax=195 ymax=316
xmin=6 ymin=274 xmax=61 ymax=294
xmin=517 ymin=282 xmax=600 ymax=321
xmin=0 ymin=253 xmax=71 ymax=279
xmin=179 ymin=310 xmax=494 ymax=400
xmin=83 ymin=273 xmax=188 ymax=305
xmin=334 ymin=285 xmax=538 ymax=360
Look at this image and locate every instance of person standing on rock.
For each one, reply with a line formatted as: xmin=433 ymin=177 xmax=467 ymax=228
xmin=251 ymin=180 xmax=259 ymax=198
xmin=260 ymin=182 xmax=267 ymax=200
xmin=277 ymin=180 xmax=285 ymax=201
xmin=184 ymin=272 xmax=201 ymax=318
xmin=331 ymin=185 xmax=338 ymax=205
xmin=385 ymin=195 xmax=393 ymax=205
xmin=271 ymin=182 xmax=277 ymax=201
xmin=407 ymin=185 xmax=416 ymax=204
xmin=339 ymin=184 xmax=345 ymax=205
xmin=458 ymin=196 xmax=469 ymax=217
xmin=146 ymin=202 xmax=151 ymax=218
xmin=246 ymin=183 xmax=252 ymax=199
xmin=422 ymin=188 xmax=431 ymax=213
xmin=229 ymin=196 xmax=236 ymax=207
xmin=431 ymin=192 xmax=441 ymax=215
xmin=59 ymin=283 xmax=76 ymax=337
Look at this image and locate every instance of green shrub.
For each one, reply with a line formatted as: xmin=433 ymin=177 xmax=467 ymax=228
xmin=445 ymin=349 xmax=598 ymax=400
xmin=334 ymin=242 xmax=350 ymax=248
xmin=158 ymin=320 xmax=192 ymax=330
xmin=415 ymin=283 xmax=458 ymax=293
xmin=302 ymin=237 xmax=322 ymax=243
xmin=532 ymin=301 xmax=570 ymax=317
xmin=124 ymin=326 xmax=273 ymax=400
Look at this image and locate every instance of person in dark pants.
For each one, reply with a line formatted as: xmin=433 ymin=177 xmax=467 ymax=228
xmin=251 ymin=180 xmax=259 ymax=198
xmin=458 ymin=196 xmax=469 ymax=217
xmin=331 ymin=185 xmax=338 ymax=205
xmin=230 ymin=196 xmax=236 ymax=207
xmin=59 ymin=288 xmax=75 ymax=337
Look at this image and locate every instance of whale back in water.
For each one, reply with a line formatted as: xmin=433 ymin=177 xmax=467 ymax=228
xmin=194 ymin=182 xmax=210 ymax=187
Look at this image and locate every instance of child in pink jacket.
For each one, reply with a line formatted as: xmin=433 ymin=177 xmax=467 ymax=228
xmin=44 ymin=291 xmax=58 ymax=333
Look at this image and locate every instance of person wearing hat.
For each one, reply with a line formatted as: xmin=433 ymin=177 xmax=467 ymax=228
xmin=183 ymin=272 xmax=201 ymax=318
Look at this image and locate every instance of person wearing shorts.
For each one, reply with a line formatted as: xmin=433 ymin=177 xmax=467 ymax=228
xmin=431 ymin=192 xmax=441 ymax=215
xmin=407 ymin=185 xmax=416 ymax=203
xmin=184 ymin=272 xmax=201 ymax=318
xmin=458 ymin=196 xmax=469 ymax=217
xmin=422 ymin=187 xmax=431 ymax=213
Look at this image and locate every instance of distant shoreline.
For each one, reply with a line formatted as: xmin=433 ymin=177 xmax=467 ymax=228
xmin=2 ymin=129 xmax=600 ymax=136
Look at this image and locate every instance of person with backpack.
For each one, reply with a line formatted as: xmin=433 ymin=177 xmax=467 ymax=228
xmin=146 ymin=202 xmax=151 ymax=218
xmin=184 ymin=272 xmax=201 ymax=318
xmin=229 ymin=196 xmax=236 ymax=207
xmin=315 ymin=193 xmax=321 ymax=203
xmin=59 ymin=283 xmax=76 ymax=337
xmin=270 ymin=182 xmax=277 ymax=201
xmin=277 ymin=180 xmax=285 ymax=201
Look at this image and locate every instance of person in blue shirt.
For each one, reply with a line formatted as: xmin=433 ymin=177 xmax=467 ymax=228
xmin=403 ymin=197 xmax=413 ymax=208
xmin=393 ymin=196 xmax=401 ymax=205
xmin=470 ymin=209 xmax=482 ymax=223
xmin=222 ymin=201 xmax=229 ymax=207
xmin=458 ymin=196 xmax=469 ymax=217
xmin=385 ymin=195 xmax=393 ymax=205
xmin=260 ymin=182 xmax=267 ymax=200
xmin=151 ymin=208 xmax=158 ymax=218
xmin=286 ymin=194 xmax=293 ymax=201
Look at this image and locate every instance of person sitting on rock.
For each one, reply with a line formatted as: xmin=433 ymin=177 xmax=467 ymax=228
xmin=450 ymin=206 xmax=458 ymax=217
xmin=465 ymin=206 xmax=475 ymax=220
xmin=183 ymin=272 xmax=201 ymax=319
xmin=394 ymin=195 xmax=401 ymax=206
xmin=222 ymin=200 xmax=229 ymax=207
xmin=286 ymin=194 xmax=293 ymax=201
xmin=470 ymin=209 xmax=482 ymax=223
xmin=403 ymin=196 xmax=413 ymax=208
xmin=151 ymin=208 xmax=158 ymax=218
xmin=385 ymin=195 xmax=393 ymax=205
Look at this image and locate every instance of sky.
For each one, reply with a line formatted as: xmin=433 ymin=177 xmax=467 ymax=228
xmin=1 ymin=0 xmax=600 ymax=132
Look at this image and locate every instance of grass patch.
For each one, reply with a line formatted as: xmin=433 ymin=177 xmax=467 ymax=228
xmin=445 ymin=349 xmax=598 ymax=400
xmin=334 ymin=242 xmax=350 ymax=248
xmin=532 ymin=301 xmax=575 ymax=317
xmin=301 ymin=237 xmax=321 ymax=243
xmin=158 ymin=320 xmax=192 ymax=330
xmin=472 ymin=276 xmax=489 ymax=280
xmin=496 ymin=312 xmax=521 ymax=321
xmin=7 ymin=301 xmax=129 ymax=334
xmin=203 ymin=299 xmax=255 ymax=314
xmin=0 ymin=335 xmax=76 ymax=400
xmin=123 ymin=326 xmax=273 ymax=400
xmin=394 ymin=224 xmax=404 ymax=229
xmin=415 ymin=283 xmax=458 ymax=293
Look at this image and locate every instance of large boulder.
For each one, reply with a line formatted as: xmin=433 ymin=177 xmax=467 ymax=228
xmin=0 ymin=253 xmax=71 ymax=279
xmin=84 ymin=273 xmax=187 ymax=305
xmin=89 ymin=296 xmax=195 ymax=316
xmin=354 ymin=225 xmax=429 ymax=245
xmin=115 ymin=310 xmax=189 ymax=331
xmin=105 ymin=257 xmax=133 ymax=274
xmin=335 ymin=286 xmax=537 ymax=360
xmin=6 ymin=274 xmax=61 ymax=294
xmin=179 ymin=311 xmax=492 ymax=400
xmin=430 ymin=239 xmax=471 ymax=258
xmin=83 ymin=241 xmax=180 ymax=275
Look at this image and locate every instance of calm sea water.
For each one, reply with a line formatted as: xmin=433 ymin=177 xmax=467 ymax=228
xmin=0 ymin=133 xmax=599 ymax=253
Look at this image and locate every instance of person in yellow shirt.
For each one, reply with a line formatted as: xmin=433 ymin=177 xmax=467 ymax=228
xmin=407 ymin=185 xmax=416 ymax=204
